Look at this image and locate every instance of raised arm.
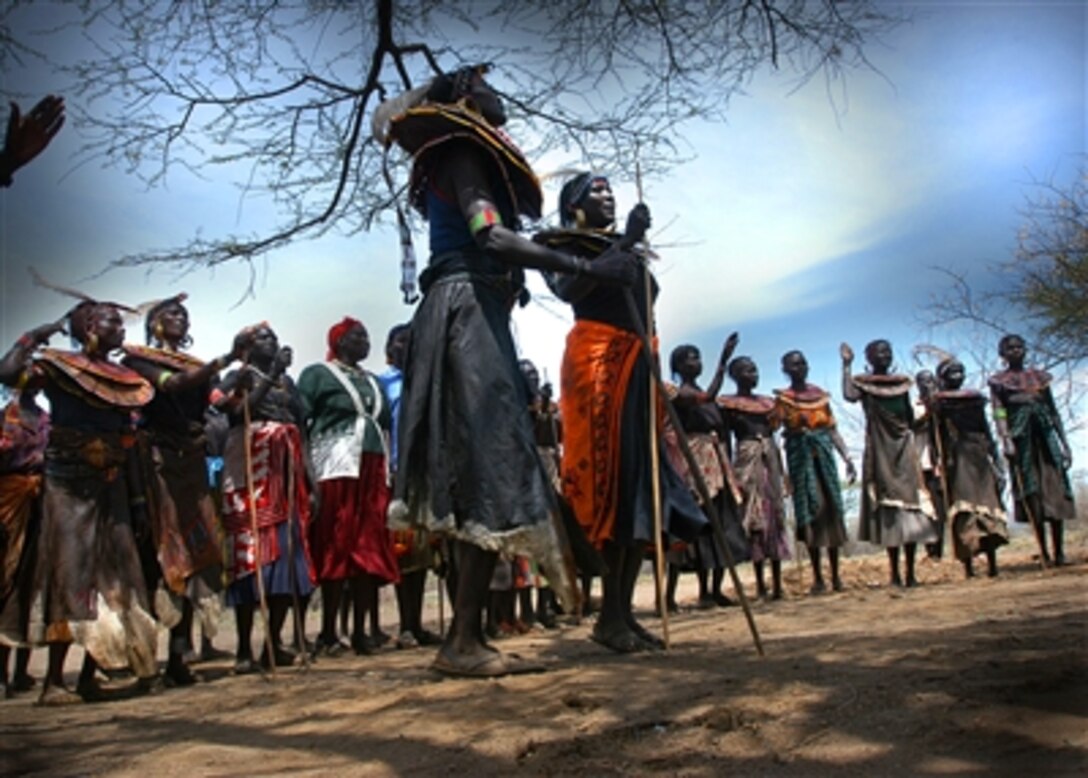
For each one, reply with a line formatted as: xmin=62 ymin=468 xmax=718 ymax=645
xmin=0 ymin=319 xmax=65 ymax=386
xmin=704 ymin=332 xmax=740 ymax=399
xmin=840 ymin=342 xmax=861 ymax=403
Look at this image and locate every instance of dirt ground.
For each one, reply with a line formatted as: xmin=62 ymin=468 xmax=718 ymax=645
xmin=2 ymin=529 xmax=1086 ymax=777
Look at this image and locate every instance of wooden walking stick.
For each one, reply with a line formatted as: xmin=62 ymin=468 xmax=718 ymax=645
xmin=436 ymin=561 xmax=445 ymax=637
xmin=283 ymin=447 xmax=311 ymax=671
xmin=1010 ymin=462 xmax=1048 ymax=571
xmin=619 ymin=172 xmax=764 ymax=656
xmin=925 ymin=400 xmax=952 ymax=555
xmin=633 ymin=156 xmax=670 ymax=648
xmin=242 ymin=389 xmax=277 ymax=679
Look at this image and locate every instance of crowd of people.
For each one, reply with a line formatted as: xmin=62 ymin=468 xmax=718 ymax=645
xmin=0 ymin=71 xmax=1077 ymax=700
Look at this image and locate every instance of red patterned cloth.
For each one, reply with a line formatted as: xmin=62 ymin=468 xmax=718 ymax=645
xmin=310 ymin=452 xmax=399 ymax=584
xmin=221 ymin=421 xmax=315 ymax=583
xmin=559 ymin=319 xmax=643 ymax=548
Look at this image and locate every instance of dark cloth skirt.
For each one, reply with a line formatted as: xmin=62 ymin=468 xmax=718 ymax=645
xmin=615 ymin=357 xmax=708 ymax=549
xmin=391 ymin=272 xmax=561 ymax=555
xmin=1013 ymin=428 xmax=1076 ymax=524
xmin=785 ymin=430 xmax=848 ymax=549
xmin=734 ymin=437 xmax=790 ymax=564
xmin=690 ymin=490 xmax=749 ymax=570
xmin=29 ymin=470 xmax=158 ymax=676
xmin=310 ymin=453 xmax=400 ymax=584
xmin=226 ymin=519 xmax=315 ymax=606
xmin=148 ymin=434 xmax=225 ymax=597
xmin=946 ymin=430 xmax=1009 ymax=560
xmin=857 ymin=401 xmax=938 ymax=548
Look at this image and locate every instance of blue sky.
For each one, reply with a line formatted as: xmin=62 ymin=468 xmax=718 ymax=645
xmin=0 ymin=1 xmax=1085 ymax=463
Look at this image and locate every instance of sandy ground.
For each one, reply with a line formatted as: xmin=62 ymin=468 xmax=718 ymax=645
xmin=1 ymin=529 xmax=1086 ymax=777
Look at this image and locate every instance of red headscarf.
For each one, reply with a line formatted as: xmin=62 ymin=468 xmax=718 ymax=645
xmin=327 ymin=316 xmax=362 ymax=361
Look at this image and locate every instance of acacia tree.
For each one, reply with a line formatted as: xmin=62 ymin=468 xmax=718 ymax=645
xmin=923 ymin=163 xmax=1088 ymax=430
xmin=1009 ymin=168 xmax=1088 ymax=361
xmin=3 ymin=0 xmax=901 ymax=276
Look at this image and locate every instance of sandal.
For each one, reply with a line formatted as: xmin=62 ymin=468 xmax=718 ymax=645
xmin=431 ymin=647 xmax=545 ymax=678
xmin=591 ymin=623 xmax=644 ymax=654
xmin=37 ymin=684 xmax=84 ymax=707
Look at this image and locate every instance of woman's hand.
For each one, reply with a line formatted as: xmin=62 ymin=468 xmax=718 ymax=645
xmin=840 ymin=342 xmax=854 ymax=365
xmin=719 ymin=332 xmax=740 ymax=369
xmin=624 ymin=203 xmax=652 ymax=241
xmin=2 ymin=96 xmax=65 ymax=181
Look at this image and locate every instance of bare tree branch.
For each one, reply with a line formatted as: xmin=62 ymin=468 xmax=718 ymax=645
xmin=4 ymin=0 xmax=904 ymax=287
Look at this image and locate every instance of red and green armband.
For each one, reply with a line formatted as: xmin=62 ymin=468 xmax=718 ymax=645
xmin=468 ymin=208 xmax=502 ymax=236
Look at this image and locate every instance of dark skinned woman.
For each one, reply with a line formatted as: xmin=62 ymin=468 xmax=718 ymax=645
xmin=376 ymin=65 xmax=637 ymax=677
xmin=720 ymin=355 xmax=791 ymax=600
xmin=989 ymin=334 xmax=1075 ymax=565
xmin=667 ymin=338 xmax=746 ymax=609
xmin=214 ymin=325 xmax=316 ymax=673
xmin=774 ymin=350 xmax=856 ymax=594
xmin=842 ymin=339 xmax=938 ymax=587
xmin=929 ymin=357 xmax=1008 ymax=578
xmin=299 ymin=317 xmax=399 ymax=656
xmin=122 ymin=294 xmax=252 ymax=685
xmin=538 ymin=172 xmax=707 ymax=653
xmin=0 ymin=383 xmax=49 ymax=697
xmin=0 ymin=301 xmax=158 ymax=704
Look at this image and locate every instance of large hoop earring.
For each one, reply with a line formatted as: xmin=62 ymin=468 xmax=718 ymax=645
xmin=574 ymin=208 xmax=586 ymax=229
xmin=84 ymin=333 xmax=99 ymax=355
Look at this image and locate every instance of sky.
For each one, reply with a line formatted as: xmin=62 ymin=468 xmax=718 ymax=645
xmin=0 ymin=1 xmax=1085 ymax=466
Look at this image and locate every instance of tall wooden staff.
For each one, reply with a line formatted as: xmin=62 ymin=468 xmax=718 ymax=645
xmin=926 ymin=399 xmax=952 ymax=554
xmin=242 ymin=388 xmax=276 ymax=678
xmin=283 ymin=446 xmax=310 ymax=671
xmin=436 ymin=560 xmax=445 ymax=636
xmin=633 ymin=157 xmax=670 ymax=648
xmin=1010 ymin=462 xmax=1048 ymax=571
xmin=624 ymin=162 xmax=763 ymax=656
